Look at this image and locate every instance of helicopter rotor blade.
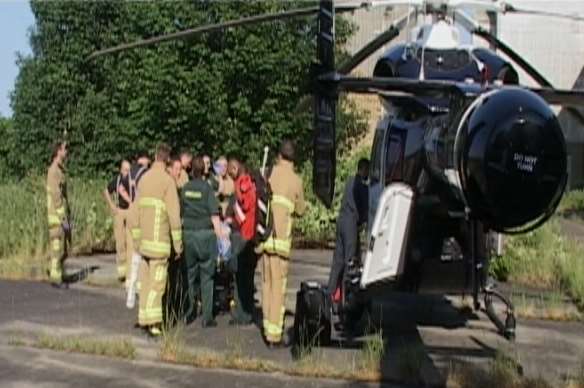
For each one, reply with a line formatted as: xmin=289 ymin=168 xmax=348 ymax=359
xmin=455 ymin=10 xmax=552 ymax=88
xmin=87 ymin=3 xmax=364 ymax=61
xmin=337 ymin=8 xmax=415 ymax=74
xmin=499 ymin=2 xmax=584 ymax=23
xmin=530 ymin=88 xmax=584 ymax=109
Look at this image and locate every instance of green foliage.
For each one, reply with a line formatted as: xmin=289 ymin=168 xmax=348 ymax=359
xmin=0 ymin=177 xmax=114 ymax=263
xmin=0 ymin=116 xmax=14 ymax=178
xmin=492 ymin=219 xmax=584 ymax=310
xmin=558 ymin=189 xmax=584 ymax=215
xmin=8 ymin=1 xmax=363 ymax=178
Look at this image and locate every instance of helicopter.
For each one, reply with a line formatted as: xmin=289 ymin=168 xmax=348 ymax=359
xmin=88 ymin=0 xmax=584 ymax=345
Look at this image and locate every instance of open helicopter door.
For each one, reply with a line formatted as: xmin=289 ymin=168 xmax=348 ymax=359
xmin=361 ymin=183 xmax=414 ymax=288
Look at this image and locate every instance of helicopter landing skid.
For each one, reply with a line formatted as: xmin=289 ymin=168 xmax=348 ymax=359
xmin=483 ymin=284 xmax=516 ymax=341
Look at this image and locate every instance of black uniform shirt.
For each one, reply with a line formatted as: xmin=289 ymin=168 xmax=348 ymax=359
xmin=107 ymin=174 xmax=130 ymax=210
xmin=353 ymin=175 xmax=369 ymax=226
xmin=339 ymin=175 xmax=369 ymax=226
xmin=129 ymin=163 xmax=148 ymax=201
xmin=181 ymin=178 xmax=220 ymax=231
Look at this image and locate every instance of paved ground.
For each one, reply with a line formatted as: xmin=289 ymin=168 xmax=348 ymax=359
xmin=1 ymin=249 xmax=584 ymax=387
xmin=0 ymin=345 xmax=389 ymax=388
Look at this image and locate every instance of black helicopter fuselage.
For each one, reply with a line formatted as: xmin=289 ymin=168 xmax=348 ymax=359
xmin=365 ymin=44 xmax=566 ymax=293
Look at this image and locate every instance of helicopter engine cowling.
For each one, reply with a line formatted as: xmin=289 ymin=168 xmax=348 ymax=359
xmin=454 ymin=88 xmax=567 ymax=233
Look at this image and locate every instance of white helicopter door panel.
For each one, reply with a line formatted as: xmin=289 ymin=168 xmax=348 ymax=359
xmin=361 ymin=183 xmax=414 ymax=288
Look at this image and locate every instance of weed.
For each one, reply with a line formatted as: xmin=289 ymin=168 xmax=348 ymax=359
xmin=511 ymin=291 xmax=582 ymax=321
xmin=35 ymin=334 xmax=136 ymax=360
xmin=0 ymin=177 xmax=114 ymax=277
xmin=357 ymin=329 xmax=384 ymax=372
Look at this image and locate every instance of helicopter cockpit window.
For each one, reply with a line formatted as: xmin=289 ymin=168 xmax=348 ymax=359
xmin=370 ymin=129 xmax=384 ymax=185
xmin=416 ymin=48 xmax=471 ymax=71
xmin=385 ymin=132 xmax=405 ymax=185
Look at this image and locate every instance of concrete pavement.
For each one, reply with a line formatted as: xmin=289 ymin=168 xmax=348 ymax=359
xmin=0 ymin=249 xmax=583 ymax=386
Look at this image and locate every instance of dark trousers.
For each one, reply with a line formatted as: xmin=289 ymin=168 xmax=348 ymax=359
xmin=229 ymin=233 xmax=258 ymax=324
xmin=164 ymin=252 xmax=190 ymax=325
xmin=327 ymin=214 xmax=359 ymax=294
xmin=185 ymin=230 xmax=217 ymax=322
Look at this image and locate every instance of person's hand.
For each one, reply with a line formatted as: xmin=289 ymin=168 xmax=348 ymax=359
xmin=174 ymin=252 xmax=183 ymax=261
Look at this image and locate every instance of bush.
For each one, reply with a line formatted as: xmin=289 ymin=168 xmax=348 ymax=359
xmin=0 ymin=176 xmax=114 ymax=262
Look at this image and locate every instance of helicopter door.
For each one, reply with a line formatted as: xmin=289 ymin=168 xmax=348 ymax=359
xmin=361 ymin=183 xmax=414 ymax=288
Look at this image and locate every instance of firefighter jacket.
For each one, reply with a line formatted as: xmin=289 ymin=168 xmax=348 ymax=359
xmin=130 ymin=161 xmax=183 ymax=259
xmin=46 ymin=161 xmax=68 ymax=230
xmin=264 ymin=159 xmax=305 ymax=258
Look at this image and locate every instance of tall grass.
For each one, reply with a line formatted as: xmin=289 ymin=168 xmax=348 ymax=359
xmin=492 ymin=219 xmax=584 ymax=310
xmin=0 ymin=176 xmax=114 ymax=265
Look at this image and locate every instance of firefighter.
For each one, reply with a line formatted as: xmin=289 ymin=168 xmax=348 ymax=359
xmin=103 ymin=159 xmax=132 ymax=282
xmin=178 ymin=150 xmax=192 ymax=189
xmin=168 ymin=157 xmax=182 ymax=188
xmin=46 ymin=141 xmax=70 ymax=288
xmin=130 ymin=144 xmax=182 ymax=337
xmin=262 ymin=140 xmax=305 ymax=346
xmin=226 ymin=156 xmax=257 ymax=326
xmin=181 ymin=156 xmax=225 ymax=327
xmin=327 ymin=158 xmax=369 ymax=302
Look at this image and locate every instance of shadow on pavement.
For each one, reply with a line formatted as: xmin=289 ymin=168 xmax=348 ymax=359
xmin=64 ymin=265 xmax=100 ymax=284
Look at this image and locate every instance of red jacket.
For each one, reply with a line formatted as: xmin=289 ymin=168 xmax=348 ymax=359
xmin=233 ymin=174 xmax=256 ymax=241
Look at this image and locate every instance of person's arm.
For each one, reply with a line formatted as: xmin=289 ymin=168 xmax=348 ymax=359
xmin=211 ymin=215 xmax=223 ymax=239
xmin=103 ymin=188 xmax=117 ymax=214
xmin=238 ymin=178 xmax=255 ymax=212
xmin=118 ymin=181 xmax=132 ymax=205
xmin=295 ymin=177 xmax=306 ymax=217
xmin=165 ymin=181 xmax=183 ymax=257
xmin=128 ymin=193 xmax=141 ymax=249
xmin=48 ymin=168 xmax=66 ymax=224
xmin=207 ymin=187 xmax=224 ymax=238
xmin=354 ymin=179 xmax=369 ymax=225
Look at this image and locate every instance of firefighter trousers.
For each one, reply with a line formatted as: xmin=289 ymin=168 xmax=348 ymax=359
xmin=138 ymin=257 xmax=168 ymax=327
xmin=261 ymin=253 xmax=289 ymax=343
xmin=184 ymin=230 xmax=217 ymax=323
xmin=114 ymin=209 xmax=133 ymax=279
xmin=48 ymin=227 xmax=67 ymax=284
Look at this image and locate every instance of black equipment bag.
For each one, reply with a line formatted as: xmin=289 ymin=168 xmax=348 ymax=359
xmin=292 ymin=281 xmax=331 ymax=355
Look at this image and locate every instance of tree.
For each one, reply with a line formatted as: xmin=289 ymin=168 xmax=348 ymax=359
xmin=9 ymin=1 xmax=367 ymax=177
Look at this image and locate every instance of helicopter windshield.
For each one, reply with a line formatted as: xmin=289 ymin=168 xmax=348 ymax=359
xmin=415 ymin=48 xmax=472 ymax=71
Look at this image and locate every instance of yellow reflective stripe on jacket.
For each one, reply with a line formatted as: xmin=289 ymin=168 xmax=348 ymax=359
xmin=263 ymin=237 xmax=291 ymax=256
xmin=131 ymin=228 xmax=141 ymax=239
xmin=139 ymin=197 xmax=167 ymax=210
xmin=171 ymin=229 xmax=182 ymax=242
xmin=271 ymin=195 xmax=295 ymax=213
xmin=48 ymin=215 xmax=61 ymax=227
xmin=140 ymin=240 xmax=170 ymax=255
xmin=139 ymin=197 xmax=166 ymax=242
